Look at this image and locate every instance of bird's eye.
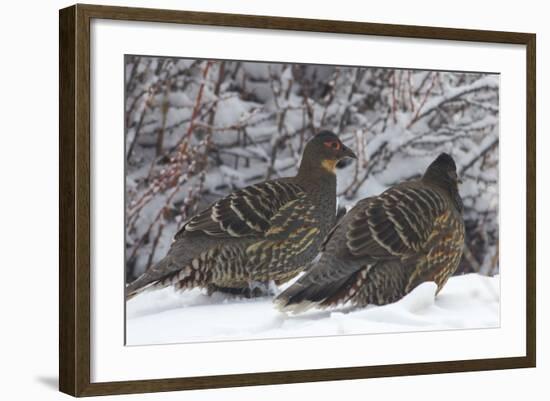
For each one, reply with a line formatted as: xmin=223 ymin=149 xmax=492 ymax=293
xmin=324 ymin=140 xmax=341 ymax=150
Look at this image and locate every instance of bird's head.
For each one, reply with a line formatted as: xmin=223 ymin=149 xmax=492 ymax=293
xmin=424 ymin=153 xmax=459 ymax=183
xmin=300 ymin=131 xmax=357 ymax=175
xmin=423 ymin=153 xmax=463 ymax=212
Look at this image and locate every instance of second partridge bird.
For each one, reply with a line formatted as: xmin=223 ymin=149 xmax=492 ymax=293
xmin=276 ymin=153 xmax=465 ymax=312
xmin=126 ymin=131 xmax=356 ymax=299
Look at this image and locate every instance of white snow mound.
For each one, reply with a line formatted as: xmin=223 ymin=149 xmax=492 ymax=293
xmin=126 ymin=273 xmax=499 ymax=345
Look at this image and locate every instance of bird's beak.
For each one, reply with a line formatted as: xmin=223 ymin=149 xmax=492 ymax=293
xmin=341 ymin=144 xmax=357 ymax=160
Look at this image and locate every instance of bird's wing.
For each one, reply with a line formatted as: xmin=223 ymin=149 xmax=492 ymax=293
xmin=244 ymin=195 xmax=322 ymax=277
xmin=176 ymin=180 xmax=306 ymax=239
xmin=345 ymin=184 xmax=448 ymax=259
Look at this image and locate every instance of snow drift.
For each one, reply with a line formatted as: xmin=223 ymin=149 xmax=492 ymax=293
xmin=126 ymin=273 xmax=499 ymax=345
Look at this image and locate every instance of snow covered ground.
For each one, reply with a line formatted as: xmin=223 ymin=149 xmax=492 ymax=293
xmin=126 ymin=273 xmax=500 ymax=346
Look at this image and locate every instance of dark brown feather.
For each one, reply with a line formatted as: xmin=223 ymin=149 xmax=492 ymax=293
xmin=346 ymin=184 xmax=447 ymax=258
xmin=179 ymin=180 xmax=304 ymax=239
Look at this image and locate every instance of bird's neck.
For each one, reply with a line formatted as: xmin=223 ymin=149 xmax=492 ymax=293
xmin=295 ymin=160 xmax=338 ymax=238
xmin=296 ymin=162 xmax=337 ymax=221
xmin=448 ymin=186 xmax=464 ymax=214
xmin=297 ymin=160 xmax=337 ymax=189
xmin=422 ymin=174 xmax=463 ymax=213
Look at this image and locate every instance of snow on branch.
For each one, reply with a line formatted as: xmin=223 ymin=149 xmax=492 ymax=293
xmin=125 ymin=59 xmax=499 ymax=281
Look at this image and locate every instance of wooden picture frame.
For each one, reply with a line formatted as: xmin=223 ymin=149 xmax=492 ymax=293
xmin=59 ymin=3 xmax=536 ymax=397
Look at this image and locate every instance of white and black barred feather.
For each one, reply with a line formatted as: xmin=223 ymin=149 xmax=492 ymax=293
xmin=181 ymin=180 xmax=305 ymax=238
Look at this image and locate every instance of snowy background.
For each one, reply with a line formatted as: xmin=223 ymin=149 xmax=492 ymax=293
xmin=124 ymin=56 xmax=500 ymax=344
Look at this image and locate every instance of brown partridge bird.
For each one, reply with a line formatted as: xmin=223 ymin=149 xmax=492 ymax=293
xmin=276 ymin=153 xmax=465 ymax=312
xmin=126 ymin=131 xmax=356 ymax=299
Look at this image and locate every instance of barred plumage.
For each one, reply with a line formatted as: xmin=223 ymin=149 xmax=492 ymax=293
xmin=275 ymin=153 xmax=465 ymax=312
xmin=125 ymin=131 xmax=356 ymax=299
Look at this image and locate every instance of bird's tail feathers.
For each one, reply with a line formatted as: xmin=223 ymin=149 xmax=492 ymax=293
xmin=125 ymin=257 xmax=189 ymax=300
xmin=275 ymin=254 xmax=363 ymax=313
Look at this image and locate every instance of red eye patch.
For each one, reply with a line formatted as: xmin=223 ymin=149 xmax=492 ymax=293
xmin=324 ymin=140 xmax=341 ymax=150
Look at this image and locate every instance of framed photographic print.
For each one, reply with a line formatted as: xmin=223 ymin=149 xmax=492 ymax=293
xmin=59 ymin=3 xmax=536 ymax=397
